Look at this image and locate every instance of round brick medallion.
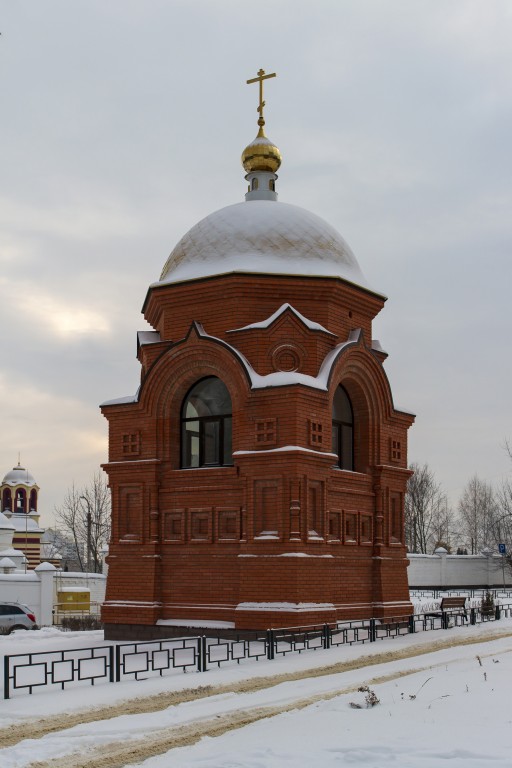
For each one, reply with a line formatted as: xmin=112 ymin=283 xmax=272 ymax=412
xmin=271 ymin=344 xmax=302 ymax=372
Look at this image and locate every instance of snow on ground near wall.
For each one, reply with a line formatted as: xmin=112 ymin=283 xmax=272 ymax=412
xmin=0 ymin=621 xmax=511 ymax=766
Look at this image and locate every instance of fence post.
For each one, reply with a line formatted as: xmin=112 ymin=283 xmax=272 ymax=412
xmin=197 ymin=637 xmax=202 ymax=672
xmin=323 ymin=624 xmax=331 ymax=649
xmin=109 ymin=645 xmax=115 ymax=683
xmin=4 ymin=655 xmax=9 ymax=700
xmin=369 ymin=618 xmax=376 ymax=642
xmin=442 ymin=611 xmax=448 ymax=630
xmin=201 ymin=636 xmax=208 ymax=672
xmin=408 ymin=615 xmax=415 ymax=634
xmin=495 ymin=605 xmax=501 ymax=621
xmin=470 ymin=607 xmax=476 ymax=626
xmin=266 ymin=629 xmax=275 ymax=660
xmin=115 ymin=644 xmax=121 ymax=682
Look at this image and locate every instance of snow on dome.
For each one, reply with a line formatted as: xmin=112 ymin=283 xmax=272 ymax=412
xmin=0 ymin=511 xmax=15 ymax=530
xmin=2 ymin=464 xmax=37 ymax=487
xmin=158 ymin=201 xmax=379 ymax=294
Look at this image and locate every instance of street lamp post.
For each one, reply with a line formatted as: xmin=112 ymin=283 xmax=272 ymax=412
xmin=80 ymin=496 xmax=92 ymax=573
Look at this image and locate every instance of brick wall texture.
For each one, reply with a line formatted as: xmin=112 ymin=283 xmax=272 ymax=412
xmin=101 ymin=272 xmax=415 ymax=638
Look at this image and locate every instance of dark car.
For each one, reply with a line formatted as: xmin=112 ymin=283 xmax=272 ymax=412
xmin=0 ymin=603 xmax=38 ymax=632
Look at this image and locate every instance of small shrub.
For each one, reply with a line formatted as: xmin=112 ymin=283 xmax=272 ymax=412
xmin=350 ymin=686 xmax=380 ymax=708
xmin=60 ymin=615 xmax=103 ymax=631
xmin=481 ymin=591 xmax=495 ymax=617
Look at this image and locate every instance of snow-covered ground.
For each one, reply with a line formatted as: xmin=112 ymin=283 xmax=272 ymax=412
xmin=1 ymin=620 xmax=512 ymax=767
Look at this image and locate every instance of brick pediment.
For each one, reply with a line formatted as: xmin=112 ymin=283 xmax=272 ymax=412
xmin=227 ymin=303 xmax=338 ymax=376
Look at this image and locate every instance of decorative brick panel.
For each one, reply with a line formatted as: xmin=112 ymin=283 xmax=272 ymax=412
xmin=164 ymin=510 xmax=185 ymax=543
xmin=344 ymin=511 xmax=358 ymax=544
xmin=254 ymin=480 xmax=280 ymax=537
xmin=254 ymin=418 xmax=277 ymax=446
xmin=390 ymin=438 xmax=402 ymax=463
xmin=217 ymin=508 xmax=241 ymax=541
xmin=308 ymin=420 xmax=324 ymax=448
xmin=122 ymin=432 xmax=140 ymax=456
xmin=190 ymin=509 xmax=212 ymax=542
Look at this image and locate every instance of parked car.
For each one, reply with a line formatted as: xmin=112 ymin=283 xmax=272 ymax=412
xmin=0 ymin=603 xmax=38 ymax=633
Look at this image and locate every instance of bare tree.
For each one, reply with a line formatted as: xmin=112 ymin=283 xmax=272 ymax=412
xmin=405 ymin=463 xmax=448 ymax=553
xmin=40 ymin=527 xmax=81 ymax=570
xmin=457 ymin=475 xmax=496 ymax=554
xmin=495 ymin=441 xmax=512 ymax=566
xmin=54 ymin=473 xmax=111 ymax=573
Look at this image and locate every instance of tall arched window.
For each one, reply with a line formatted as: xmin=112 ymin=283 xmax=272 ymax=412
xmin=15 ymin=488 xmax=26 ymax=513
xmin=332 ymin=385 xmax=354 ymax=470
xmin=2 ymin=489 xmax=12 ymax=512
xmin=181 ymin=377 xmax=232 ymax=468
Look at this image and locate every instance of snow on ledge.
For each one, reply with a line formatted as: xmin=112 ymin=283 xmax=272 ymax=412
xmin=101 ymin=393 xmax=139 ymax=407
xmin=236 ymin=602 xmax=335 ymax=612
xmin=156 ymin=619 xmax=235 ymax=629
xmin=229 ymin=303 xmax=335 ymax=336
xmin=102 ymin=325 xmax=363 ymax=407
xmin=234 ymin=446 xmax=337 ymax=458
xmin=238 ymin=553 xmax=333 ymax=558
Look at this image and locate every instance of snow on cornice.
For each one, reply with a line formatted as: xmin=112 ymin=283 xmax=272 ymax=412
xmin=137 ymin=331 xmax=161 ymax=346
xmin=228 ymin=303 xmax=335 ymax=336
xmin=194 ymin=324 xmax=361 ymax=392
xmin=236 ymin=601 xmax=335 ymax=611
xmin=101 ymin=326 xmax=362 ymax=407
xmin=100 ymin=390 xmax=140 ymax=407
xmin=234 ymin=446 xmax=337 ymax=458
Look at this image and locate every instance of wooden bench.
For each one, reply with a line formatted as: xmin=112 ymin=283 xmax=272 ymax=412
xmin=440 ymin=596 xmax=467 ymax=614
xmin=425 ymin=596 xmax=467 ymax=627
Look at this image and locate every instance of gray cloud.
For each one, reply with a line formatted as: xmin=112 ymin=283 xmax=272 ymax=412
xmin=1 ymin=0 xmax=511 ymax=523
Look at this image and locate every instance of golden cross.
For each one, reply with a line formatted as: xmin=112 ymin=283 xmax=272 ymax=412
xmin=246 ymin=68 xmax=276 ymax=128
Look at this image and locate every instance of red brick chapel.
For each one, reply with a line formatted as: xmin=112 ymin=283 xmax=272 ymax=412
xmin=101 ymin=71 xmax=415 ymax=639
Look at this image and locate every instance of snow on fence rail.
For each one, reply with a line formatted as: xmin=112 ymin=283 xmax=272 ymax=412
xmin=4 ymin=603 xmax=512 ymax=699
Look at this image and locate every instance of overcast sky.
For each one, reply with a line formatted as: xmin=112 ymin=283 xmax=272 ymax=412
xmin=1 ymin=0 xmax=511 ymax=527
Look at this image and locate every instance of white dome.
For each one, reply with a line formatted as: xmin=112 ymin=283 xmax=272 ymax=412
xmin=2 ymin=465 xmax=37 ymax=487
xmin=159 ymin=201 xmax=377 ymax=293
xmin=0 ymin=512 xmax=15 ymax=530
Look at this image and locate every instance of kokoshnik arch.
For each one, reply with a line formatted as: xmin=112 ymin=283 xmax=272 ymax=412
xmin=100 ymin=70 xmax=415 ymax=640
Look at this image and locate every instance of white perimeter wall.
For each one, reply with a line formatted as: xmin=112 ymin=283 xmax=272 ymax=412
xmin=408 ymin=551 xmax=511 ymax=588
xmin=0 ymin=569 xmax=107 ymax=626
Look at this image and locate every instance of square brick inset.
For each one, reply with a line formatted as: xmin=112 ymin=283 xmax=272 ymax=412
xmin=255 ymin=418 xmax=277 ymax=446
xmin=361 ymin=515 xmax=372 ymax=543
xmin=164 ymin=510 xmax=185 ymax=543
xmin=390 ymin=439 xmax=402 ymax=463
xmin=122 ymin=432 xmax=140 ymax=456
xmin=328 ymin=511 xmax=342 ymax=541
xmin=218 ymin=509 xmax=240 ymax=541
xmin=190 ymin=509 xmax=212 ymax=542
xmin=344 ymin=512 xmax=357 ymax=543
xmin=308 ymin=420 xmax=324 ymax=448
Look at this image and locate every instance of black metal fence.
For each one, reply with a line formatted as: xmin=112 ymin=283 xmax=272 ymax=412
xmin=410 ymin=588 xmax=512 ymax=600
xmin=4 ymin=601 xmax=512 ymax=699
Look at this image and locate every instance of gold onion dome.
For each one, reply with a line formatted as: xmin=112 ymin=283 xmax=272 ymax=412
xmin=241 ymin=127 xmax=282 ymax=173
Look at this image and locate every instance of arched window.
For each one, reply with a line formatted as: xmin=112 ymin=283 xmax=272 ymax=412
xmin=15 ymin=488 xmax=26 ymax=513
xmin=332 ymin=385 xmax=354 ymax=470
xmin=2 ymin=489 xmax=12 ymax=512
xmin=181 ymin=377 xmax=232 ymax=468
xmin=30 ymin=489 xmax=37 ymax=511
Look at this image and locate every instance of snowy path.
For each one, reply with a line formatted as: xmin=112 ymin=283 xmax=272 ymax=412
xmin=1 ymin=625 xmax=512 ymax=768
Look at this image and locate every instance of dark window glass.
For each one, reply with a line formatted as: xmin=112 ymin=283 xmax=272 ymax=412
xmin=181 ymin=378 xmax=233 ymax=468
xmin=332 ymin=385 xmax=354 ymax=471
